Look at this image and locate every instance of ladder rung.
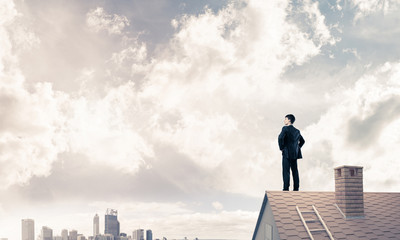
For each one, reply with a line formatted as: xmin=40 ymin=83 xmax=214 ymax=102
xmin=302 ymin=211 xmax=314 ymax=213
xmin=310 ymin=229 xmax=326 ymax=232
xmin=305 ymin=219 xmax=318 ymax=223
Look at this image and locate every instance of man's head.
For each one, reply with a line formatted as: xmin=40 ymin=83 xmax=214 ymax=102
xmin=284 ymin=114 xmax=295 ymax=125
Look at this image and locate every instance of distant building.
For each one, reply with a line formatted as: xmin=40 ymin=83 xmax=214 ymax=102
xmin=94 ymin=234 xmax=114 ymax=240
xmin=93 ymin=214 xmax=100 ymax=237
xmin=41 ymin=227 xmax=53 ymax=240
xmin=77 ymin=235 xmax=86 ymax=240
xmin=69 ymin=230 xmax=78 ymax=240
xmin=105 ymin=209 xmax=120 ymax=239
xmin=61 ymin=230 xmax=68 ymax=240
xmin=22 ymin=219 xmax=35 ymax=240
xmin=1 ymin=238 xmax=8 ymax=240
xmin=119 ymin=233 xmax=128 ymax=240
xmin=145 ymin=230 xmax=152 ymax=240
xmin=53 ymin=236 xmax=62 ymax=240
xmin=132 ymin=229 xmax=144 ymax=240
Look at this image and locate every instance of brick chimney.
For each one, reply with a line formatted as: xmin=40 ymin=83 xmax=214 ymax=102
xmin=334 ymin=165 xmax=364 ymax=218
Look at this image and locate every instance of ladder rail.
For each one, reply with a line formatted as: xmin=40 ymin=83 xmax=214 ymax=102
xmin=312 ymin=205 xmax=335 ymax=240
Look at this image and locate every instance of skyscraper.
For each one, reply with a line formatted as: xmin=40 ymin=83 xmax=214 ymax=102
xmin=21 ymin=219 xmax=35 ymax=240
xmin=104 ymin=209 xmax=119 ymax=239
xmin=93 ymin=214 xmax=100 ymax=236
xmin=69 ymin=230 xmax=78 ymax=240
xmin=41 ymin=226 xmax=53 ymax=240
xmin=61 ymin=230 xmax=68 ymax=240
xmin=145 ymin=230 xmax=152 ymax=240
xmin=132 ymin=229 xmax=144 ymax=240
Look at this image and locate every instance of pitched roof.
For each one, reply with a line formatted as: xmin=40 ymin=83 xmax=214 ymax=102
xmin=253 ymin=191 xmax=400 ymax=240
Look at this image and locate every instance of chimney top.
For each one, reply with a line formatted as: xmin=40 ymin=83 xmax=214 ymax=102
xmin=334 ymin=165 xmax=363 ymax=170
xmin=334 ymin=165 xmax=364 ymax=218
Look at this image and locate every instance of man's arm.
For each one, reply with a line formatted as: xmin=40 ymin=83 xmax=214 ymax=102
xmin=278 ymin=126 xmax=286 ymax=150
xmin=299 ymin=134 xmax=305 ymax=148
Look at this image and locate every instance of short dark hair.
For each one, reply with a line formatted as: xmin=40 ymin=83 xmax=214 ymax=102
xmin=285 ymin=114 xmax=295 ymax=124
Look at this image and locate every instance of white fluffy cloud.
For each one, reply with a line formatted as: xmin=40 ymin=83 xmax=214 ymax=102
xmin=0 ymin=82 xmax=68 ymax=188
xmin=0 ymin=1 xmax=67 ymax=189
xmin=302 ymin=0 xmax=337 ymax=46
xmin=301 ymin=61 xmax=400 ymax=191
xmin=86 ymin=7 xmax=129 ymax=34
xmin=131 ymin=0 xmax=337 ymax=194
xmin=350 ymin=0 xmax=400 ymax=21
xmin=66 ymin=82 xmax=154 ymax=174
xmin=0 ymin=0 xmax=337 ymax=193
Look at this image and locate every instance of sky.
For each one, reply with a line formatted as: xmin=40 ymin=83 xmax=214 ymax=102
xmin=1 ymin=0 xmax=400 ymax=239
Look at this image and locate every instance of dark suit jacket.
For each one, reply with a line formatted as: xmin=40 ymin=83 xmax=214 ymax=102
xmin=278 ymin=125 xmax=305 ymax=159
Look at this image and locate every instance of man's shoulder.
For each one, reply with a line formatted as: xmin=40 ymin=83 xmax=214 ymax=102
xmin=281 ymin=125 xmax=301 ymax=132
xmin=288 ymin=125 xmax=301 ymax=134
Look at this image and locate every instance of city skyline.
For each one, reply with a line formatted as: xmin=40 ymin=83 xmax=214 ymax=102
xmin=19 ymin=211 xmax=158 ymax=240
xmin=1 ymin=0 xmax=400 ymax=239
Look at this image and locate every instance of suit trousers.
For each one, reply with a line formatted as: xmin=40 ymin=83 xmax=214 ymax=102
xmin=282 ymin=157 xmax=299 ymax=191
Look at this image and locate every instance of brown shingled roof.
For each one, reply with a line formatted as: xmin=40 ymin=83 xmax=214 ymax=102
xmin=258 ymin=191 xmax=400 ymax=240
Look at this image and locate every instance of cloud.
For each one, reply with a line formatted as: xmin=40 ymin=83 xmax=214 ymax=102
xmin=0 ymin=0 xmax=17 ymax=25
xmin=137 ymin=0 xmax=336 ymax=196
xmin=0 ymin=0 xmax=17 ymax=72
xmin=350 ymin=0 xmax=400 ymax=21
xmin=65 ymin=82 xmax=154 ymax=175
xmin=347 ymin=96 xmax=400 ymax=148
xmin=0 ymin=1 xmax=152 ymax=188
xmin=86 ymin=7 xmax=129 ymax=34
xmin=0 ymin=2 xmax=68 ymax=189
xmin=0 ymin=82 xmax=69 ymax=189
xmin=300 ymin=61 xmax=400 ymax=192
xmin=212 ymin=201 xmax=224 ymax=211
xmin=302 ymin=0 xmax=337 ymax=46
xmin=0 ymin=145 xmax=214 ymax=205
xmin=343 ymin=48 xmax=360 ymax=59
xmin=0 ymin=0 xmax=339 ymax=196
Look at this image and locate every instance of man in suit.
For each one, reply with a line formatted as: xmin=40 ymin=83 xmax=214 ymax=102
xmin=278 ymin=114 xmax=305 ymax=191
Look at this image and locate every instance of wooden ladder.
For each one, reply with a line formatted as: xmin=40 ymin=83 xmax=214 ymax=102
xmin=296 ymin=205 xmax=334 ymax=240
